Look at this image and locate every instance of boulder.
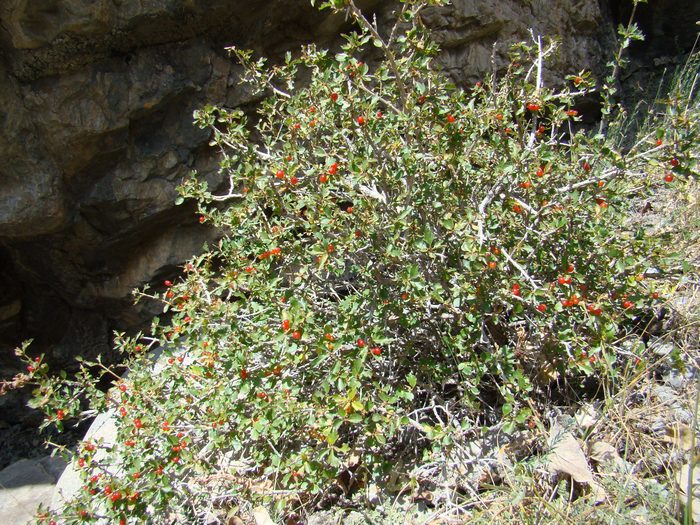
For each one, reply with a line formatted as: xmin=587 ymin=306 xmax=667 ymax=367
xmin=0 ymin=456 xmax=67 ymax=525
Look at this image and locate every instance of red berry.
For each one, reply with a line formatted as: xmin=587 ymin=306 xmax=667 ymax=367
xmin=573 ymin=76 xmax=583 ymax=86
xmin=537 ymin=125 xmax=545 ymax=134
xmin=292 ymin=331 xmax=302 ymax=340
xmin=526 ymin=103 xmax=540 ymax=111
xmin=655 ymin=139 xmax=663 ymax=146
xmin=110 ymin=491 xmax=121 ymax=502
xmin=566 ymin=109 xmax=578 ymax=117
xmin=257 ymin=392 xmax=267 ymax=399
xmin=567 ymin=264 xmax=574 ymax=273
xmin=26 ymin=365 xmax=35 ymax=373
xmin=133 ymin=418 xmax=143 ymax=429
xmin=670 ymin=158 xmax=679 ymax=167
xmin=487 ymin=261 xmax=497 ymax=270
xmin=536 ymin=167 xmax=545 ymax=177
xmin=356 ymin=116 xmax=365 ymax=125
xmin=319 ymin=174 xmax=328 ymax=183
xmin=119 ymin=407 xmax=127 ymax=417
xmin=664 ymin=173 xmax=674 ymax=183
xmin=495 ymin=113 xmax=503 ymax=120
xmin=198 ymin=216 xmax=206 ymax=223
xmin=325 ymin=333 xmax=335 ymax=341
xmin=536 ymin=303 xmax=547 ymax=313
xmin=328 ymin=162 xmax=338 ymax=175
xmin=244 ymin=266 xmax=253 ymax=273
xmin=119 ymin=384 xmax=127 ymax=392
xmin=446 ymin=114 xmax=456 ymax=123
xmin=346 ymin=206 xmax=353 ymax=214
xmin=511 ymin=283 xmax=521 ymax=297
xmin=330 ymin=92 xmax=338 ymax=102
xmin=164 ymin=280 xmax=172 ymax=287
xmin=587 ymin=304 xmax=602 ymax=316
xmin=370 ymin=347 xmax=382 ymax=356
xmin=275 ymin=169 xmax=285 ymax=180
xmin=417 ymin=95 xmax=426 ymax=105
xmin=519 ymin=181 xmax=532 ymax=189
xmin=376 ymin=110 xmax=383 ymax=118
xmin=652 ymin=292 xmax=660 ymax=299
xmin=290 ymin=176 xmax=299 ymax=185
xmin=124 ymin=439 xmax=135 ymax=447
xmin=327 ymin=244 xmax=334 ymax=253
xmin=582 ymin=161 xmax=591 ymax=172
xmin=512 ymin=204 xmax=523 ymax=214
xmin=282 ymin=319 xmax=290 ymax=331
xmin=56 ymin=409 xmax=65 ymax=420
xmin=240 ymin=368 xmax=248 ymax=380
xmin=622 ymin=300 xmax=634 ymax=309
xmin=357 ymin=339 xmax=366 ymax=348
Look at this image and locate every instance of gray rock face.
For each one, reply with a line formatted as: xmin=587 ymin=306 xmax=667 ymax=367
xmin=0 ymin=456 xmax=67 ymax=525
xmin=0 ymin=0 xmax=349 ymax=385
xmin=0 ymin=0 xmax=697 ymax=419
xmin=419 ymin=0 xmax=607 ymax=86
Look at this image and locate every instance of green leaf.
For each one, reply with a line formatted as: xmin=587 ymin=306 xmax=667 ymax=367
xmin=406 ymin=373 xmax=417 ymax=388
xmin=347 ymin=413 xmax=363 ymax=423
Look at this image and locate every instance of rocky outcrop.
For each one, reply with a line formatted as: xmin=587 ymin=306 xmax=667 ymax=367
xmin=0 ymin=0 xmax=697 ymax=424
xmin=0 ymin=0 xmax=357 ymax=384
xmin=0 ymin=455 xmax=67 ymax=525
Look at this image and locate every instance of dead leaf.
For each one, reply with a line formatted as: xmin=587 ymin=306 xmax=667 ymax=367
xmin=252 ymin=506 xmax=276 ymax=525
xmin=663 ymin=423 xmax=696 ymax=451
xmin=345 ymin=451 xmax=361 ymax=468
xmin=547 ymin=426 xmax=593 ymax=483
xmin=676 ymin=462 xmax=700 ymax=524
xmin=366 ymin=483 xmax=379 ymax=504
xmin=589 ymin=441 xmax=627 ymax=472
xmin=574 ymin=404 xmax=600 ymax=430
xmin=546 ymin=422 xmax=606 ymax=503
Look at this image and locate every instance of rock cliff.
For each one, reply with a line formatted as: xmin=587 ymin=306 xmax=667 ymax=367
xmin=0 ymin=0 xmax=697 ymax=425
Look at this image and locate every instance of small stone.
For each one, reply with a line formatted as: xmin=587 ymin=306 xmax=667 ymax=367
xmin=652 ymin=342 xmax=674 ymax=357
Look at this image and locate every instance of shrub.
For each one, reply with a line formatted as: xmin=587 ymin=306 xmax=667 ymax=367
xmin=21 ymin=0 xmax=698 ymax=523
